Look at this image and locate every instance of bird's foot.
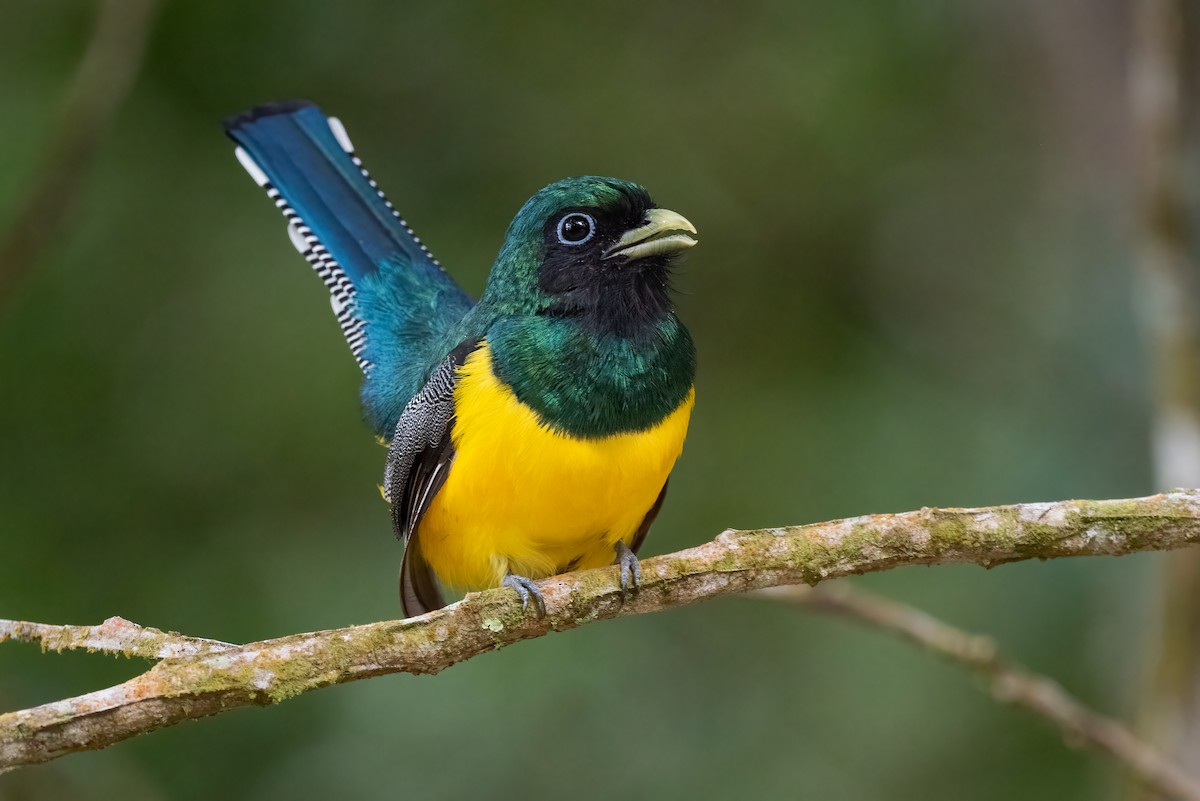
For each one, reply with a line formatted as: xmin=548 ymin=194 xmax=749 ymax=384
xmin=614 ymin=541 xmax=641 ymax=598
xmin=502 ymin=573 xmax=546 ymax=618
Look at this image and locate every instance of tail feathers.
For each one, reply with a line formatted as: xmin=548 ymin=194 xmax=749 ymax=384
xmin=224 ymin=101 xmax=472 ymax=375
xmin=399 ymin=536 xmax=446 ymax=616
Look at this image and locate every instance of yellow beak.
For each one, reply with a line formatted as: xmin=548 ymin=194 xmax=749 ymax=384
xmin=603 ymin=208 xmax=698 ymax=261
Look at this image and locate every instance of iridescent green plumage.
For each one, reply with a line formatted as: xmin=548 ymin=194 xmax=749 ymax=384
xmin=227 ymin=104 xmax=698 ymax=616
xmin=487 ymin=313 xmax=694 ymax=438
xmin=450 ymin=176 xmax=696 ymax=437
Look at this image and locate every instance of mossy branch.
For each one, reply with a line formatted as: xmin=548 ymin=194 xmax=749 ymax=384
xmin=0 ymin=616 xmax=233 ymax=660
xmin=3 ymin=490 xmax=1200 ymax=777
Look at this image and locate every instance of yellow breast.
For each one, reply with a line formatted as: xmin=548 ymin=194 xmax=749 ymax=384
xmin=416 ymin=341 xmax=694 ymax=591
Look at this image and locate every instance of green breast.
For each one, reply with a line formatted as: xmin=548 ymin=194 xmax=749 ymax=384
xmin=485 ymin=314 xmax=696 ymax=439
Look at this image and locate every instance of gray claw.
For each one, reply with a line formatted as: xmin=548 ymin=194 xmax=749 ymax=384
xmin=502 ymin=573 xmax=546 ymax=618
xmin=614 ymin=541 xmax=641 ymax=598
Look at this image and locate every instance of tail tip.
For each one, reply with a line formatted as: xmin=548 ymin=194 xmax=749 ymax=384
xmin=233 ymin=146 xmax=269 ymax=186
xmin=326 ymin=116 xmax=355 ymax=153
xmin=222 ymin=99 xmax=318 ymax=137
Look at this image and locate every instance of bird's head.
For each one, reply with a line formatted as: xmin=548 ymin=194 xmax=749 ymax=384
xmin=483 ymin=176 xmax=697 ymax=334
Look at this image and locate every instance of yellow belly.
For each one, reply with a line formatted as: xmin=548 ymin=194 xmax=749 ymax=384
xmin=417 ymin=341 xmax=694 ymax=591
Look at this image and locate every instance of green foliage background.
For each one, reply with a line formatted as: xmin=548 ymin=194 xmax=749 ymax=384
xmin=0 ymin=1 xmax=1169 ymax=798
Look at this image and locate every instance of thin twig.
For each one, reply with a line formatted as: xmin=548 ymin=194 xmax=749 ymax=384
xmin=760 ymin=585 xmax=1200 ymax=801
xmin=0 ymin=616 xmax=234 ymax=660
xmin=0 ymin=0 xmax=160 ymax=302
xmin=2 ymin=490 xmax=1200 ymax=772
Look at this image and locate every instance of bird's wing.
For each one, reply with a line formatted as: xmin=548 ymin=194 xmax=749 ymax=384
xmin=224 ymin=102 xmax=474 ymax=433
xmin=629 ymin=480 xmax=669 ymax=556
xmin=385 ymin=338 xmax=480 ymax=616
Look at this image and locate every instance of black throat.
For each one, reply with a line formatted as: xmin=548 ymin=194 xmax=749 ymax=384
xmin=538 ymin=255 xmax=673 ymax=339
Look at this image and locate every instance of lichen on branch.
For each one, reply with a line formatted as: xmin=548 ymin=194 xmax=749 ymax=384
xmin=0 ymin=616 xmax=233 ymax=660
xmin=3 ymin=490 xmax=1200 ymax=777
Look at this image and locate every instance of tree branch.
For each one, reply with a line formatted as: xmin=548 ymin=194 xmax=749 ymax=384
xmin=761 ymin=585 xmax=1200 ymax=801
xmin=3 ymin=490 xmax=1200 ymax=773
xmin=0 ymin=616 xmax=233 ymax=660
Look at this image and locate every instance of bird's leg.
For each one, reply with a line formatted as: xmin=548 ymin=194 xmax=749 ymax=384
xmin=614 ymin=541 xmax=641 ymax=598
xmin=501 ymin=573 xmax=546 ymax=618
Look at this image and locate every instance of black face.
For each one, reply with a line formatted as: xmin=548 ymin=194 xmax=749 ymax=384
xmin=536 ymin=187 xmax=675 ymax=337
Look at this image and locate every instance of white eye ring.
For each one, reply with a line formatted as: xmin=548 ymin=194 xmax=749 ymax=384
xmin=556 ymin=212 xmax=596 ymax=246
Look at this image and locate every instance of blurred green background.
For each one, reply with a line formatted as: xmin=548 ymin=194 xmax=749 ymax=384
xmin=0 ymin=1 xmax=1183 ymax=798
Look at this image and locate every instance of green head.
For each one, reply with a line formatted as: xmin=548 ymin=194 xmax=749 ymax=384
xmin=482 ymin=176 xmax=697 ymax=336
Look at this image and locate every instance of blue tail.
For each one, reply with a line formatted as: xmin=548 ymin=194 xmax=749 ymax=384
xmin=224 ymin=101 xmax=474 ymax=435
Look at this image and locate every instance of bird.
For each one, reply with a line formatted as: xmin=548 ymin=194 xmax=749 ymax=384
xmin=224 ymin=101 xmax=698 ymax=617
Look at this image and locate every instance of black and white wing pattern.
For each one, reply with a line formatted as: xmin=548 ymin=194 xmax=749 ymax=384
xmin=224 ymin=101 xmax=473 ymax=395
xmin=384 ymin=338 xmax=480 ymax=616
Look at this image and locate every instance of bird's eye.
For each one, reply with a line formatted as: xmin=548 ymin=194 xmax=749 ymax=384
xmin=556 ymin=212 xmax=595 ymax=246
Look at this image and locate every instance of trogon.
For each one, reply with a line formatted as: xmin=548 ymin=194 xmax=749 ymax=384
xmin=225 ymin=102 xmax=698 ymax=617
